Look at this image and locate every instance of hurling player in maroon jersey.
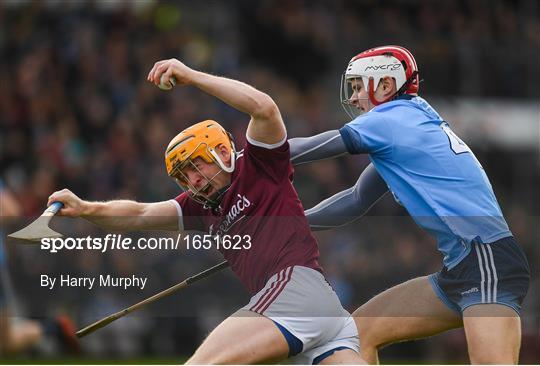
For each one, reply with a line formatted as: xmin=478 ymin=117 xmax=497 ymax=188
xmin=48 ymin=59 xmax=365 ymax=364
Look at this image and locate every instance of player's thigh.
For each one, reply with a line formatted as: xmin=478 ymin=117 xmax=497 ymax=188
xmin=463 ymin=304 xmax=521 ymax=364
xmin=353 ymin=275 xmax=462 ymax=348
xmin=319 ymin=348 xmax=367 ymax=365
xmin=186 ymin=309 xmax=289 ymax=365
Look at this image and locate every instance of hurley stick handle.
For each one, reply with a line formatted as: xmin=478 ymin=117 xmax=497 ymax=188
xmin=43 ymin=202 xmax=64 ymax=217
xmin=76 ymin=261 xmax=229 ymax=338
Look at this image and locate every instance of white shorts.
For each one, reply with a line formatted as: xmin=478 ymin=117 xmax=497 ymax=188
xmin=242 ymin=266 xmax=359 ymax=364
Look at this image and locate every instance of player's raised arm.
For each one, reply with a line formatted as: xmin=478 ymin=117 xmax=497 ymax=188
xmin=147 ymin=59 xmax=286 ymax=144
xmin=47 ymin=189 xmax=180 ymax=231
xmin=289 ymin=130 xmax=349 ymax=165
xmin=305 ymin=164 xmax=389 ymax=231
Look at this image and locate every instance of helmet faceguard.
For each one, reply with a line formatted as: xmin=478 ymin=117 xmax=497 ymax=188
xmin=341 ymin=45 xmax=420 ymax=118
xmin=172 ymin=157 xmax=230 ymax=209
xmin=165 ymin=120 xmax=236 ymax=208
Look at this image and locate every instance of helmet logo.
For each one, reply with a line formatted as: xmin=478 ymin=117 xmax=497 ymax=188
xmin=364 ymin=63 xmax=401 ymax=72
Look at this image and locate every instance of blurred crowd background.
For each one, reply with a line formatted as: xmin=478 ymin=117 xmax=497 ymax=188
xmin=1 ymin=0 xmax=539 ymax=363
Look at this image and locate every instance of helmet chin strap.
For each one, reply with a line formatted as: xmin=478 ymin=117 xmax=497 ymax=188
xmin=203 ymin=147 xmax=235 ymax=210
xmin=209 ymin=149 xmax=235 ymax=173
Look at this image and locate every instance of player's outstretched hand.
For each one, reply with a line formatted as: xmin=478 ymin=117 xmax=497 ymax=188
xmin=47 ymin=189 xmax=87 ymax=217
xmin=147 ymin=58 xmax=196 ymax=87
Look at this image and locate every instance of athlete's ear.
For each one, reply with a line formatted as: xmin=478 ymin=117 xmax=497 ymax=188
xmin=381 ymin=76 xmax=396 ymax=97
xmin=216 ymin=144 xmax=231 ymax=166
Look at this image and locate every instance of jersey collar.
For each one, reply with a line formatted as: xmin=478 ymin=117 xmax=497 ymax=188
xmin=395 ymin=94 xmax=415 ymax=101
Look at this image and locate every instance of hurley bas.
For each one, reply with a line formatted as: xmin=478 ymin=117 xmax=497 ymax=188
xmin=41 ymin=274 xmax=147 ymax=290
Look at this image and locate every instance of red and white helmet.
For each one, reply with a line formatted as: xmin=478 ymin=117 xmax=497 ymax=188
xmin=341 ymin=45 xmax=420 ymax=117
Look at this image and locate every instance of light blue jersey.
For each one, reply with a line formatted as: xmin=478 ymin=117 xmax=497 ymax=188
xmin=339 ymin=95 xmax=511 ymax=269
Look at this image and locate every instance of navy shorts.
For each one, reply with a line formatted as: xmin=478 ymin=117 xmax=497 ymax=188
xmin=429 ymin=236 xmax=530 ymax=315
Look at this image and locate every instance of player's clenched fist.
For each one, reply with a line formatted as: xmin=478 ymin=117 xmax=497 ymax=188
xmin=47 ymin=189 xmax=87 ymax=217
xmin=146 ymin=58 xmax=196 ymax=88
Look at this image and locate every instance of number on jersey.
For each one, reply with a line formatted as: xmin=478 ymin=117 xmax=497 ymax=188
xmin=441 ymin=122 xmax=470 ymax=154
xmin=441 ymin=122 xmax=484 ymax=169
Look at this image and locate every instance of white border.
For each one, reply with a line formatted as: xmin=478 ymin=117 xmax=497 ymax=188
xmin=246 ymin=133 xmax=287 ymax=149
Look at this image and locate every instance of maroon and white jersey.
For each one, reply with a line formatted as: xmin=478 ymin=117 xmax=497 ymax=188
xmin=173 ymin=137 xmax=322 ymax=295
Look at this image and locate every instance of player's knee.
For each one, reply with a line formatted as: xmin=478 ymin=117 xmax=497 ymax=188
xmin=467 ymin=337 xmax=519 ymax=365
xmin=186 ymin=348 xmax=218 ymax=365
xmin=187 ymin=348 xmax=244 ymax=365
xmin=468 ymin=349 xmax=517 ymax=365
xmin=185 ymin=354 xmax=201 ymax=364
xmin=354 ymin=312 xmax=383 ymax=349
xmin=185 ymin=353 xmax=218 ymax=365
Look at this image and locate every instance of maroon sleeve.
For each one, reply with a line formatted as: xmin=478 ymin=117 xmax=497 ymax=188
xmin=243 ymin=139 xmax=292 ymax=183
xmin=174 ymin=192 xmax=205 ymax=231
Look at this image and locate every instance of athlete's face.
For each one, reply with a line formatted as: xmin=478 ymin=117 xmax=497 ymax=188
xmin=180 ymin=145 xmax=232 ymax=200
xmin=348 ymin=78 xmax=370 ymax=113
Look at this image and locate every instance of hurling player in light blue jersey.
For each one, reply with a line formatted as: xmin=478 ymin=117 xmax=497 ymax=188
xmin=289 ymin=45 xmax=530 ymax=364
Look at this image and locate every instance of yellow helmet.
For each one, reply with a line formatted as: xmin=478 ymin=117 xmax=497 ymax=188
xmin=165 ymin=119 xmax=236 ymax=187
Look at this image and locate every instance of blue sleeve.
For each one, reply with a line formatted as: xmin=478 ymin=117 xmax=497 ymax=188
xmin=339 ymin=114 xmax=393 ymax=156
